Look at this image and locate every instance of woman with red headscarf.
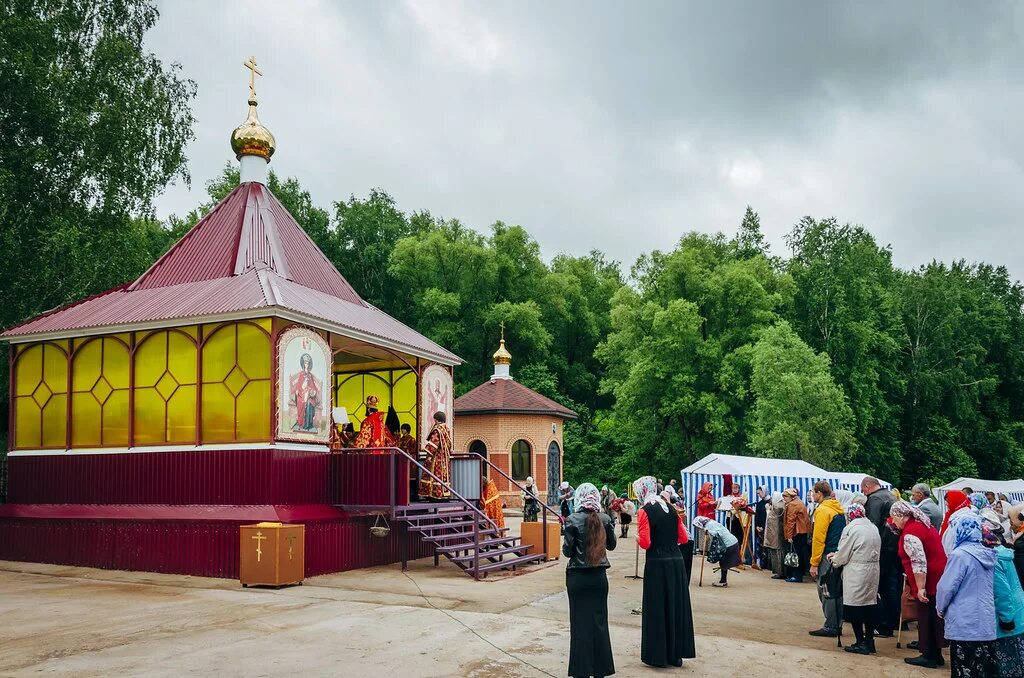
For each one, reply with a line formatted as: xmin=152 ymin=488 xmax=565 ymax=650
xmin=695 ymin=481 xmax=716 ymax=554
xmin=941 ymin=490 xmax=974 ymax=556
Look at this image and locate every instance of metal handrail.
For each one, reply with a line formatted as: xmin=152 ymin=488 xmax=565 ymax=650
xmin=463 ymin=452 xmax=562 ymax=560
xmin=462 ymin=452 xmax=563 ymax=524
xmin=335 ymin=446 xmax=501 ymax=536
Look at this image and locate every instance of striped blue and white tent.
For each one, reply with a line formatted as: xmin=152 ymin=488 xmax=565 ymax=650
xmin=831 ymin=472 xmax=892 ymax=494
xmin=680 ymin=453 xmax=841 ymax=553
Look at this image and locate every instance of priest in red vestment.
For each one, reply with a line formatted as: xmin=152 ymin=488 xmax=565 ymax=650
xmin=351 ymin=395 xmax=396 ymax=450
xmin=481 ymin=474 xmax=505 ymax=529
xmin=418 ymin=411 xmax=452 ymax=500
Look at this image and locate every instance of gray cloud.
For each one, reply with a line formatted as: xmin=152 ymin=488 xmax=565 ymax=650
xmin=148 ymin=1 xmax=1024 ymax=279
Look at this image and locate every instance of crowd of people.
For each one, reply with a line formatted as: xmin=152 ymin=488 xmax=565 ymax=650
xmin=739 ymin=477 xmax=1024 ymax=676
xmin=557 ymin=473 xmax=1024 ymax=677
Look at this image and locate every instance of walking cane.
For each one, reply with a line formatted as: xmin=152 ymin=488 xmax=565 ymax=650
xmin=625 ymin=532 xmax=642 ymax=580
xmin=896 ymin=574 xmax=907 ymax=649
xmin=698 ymin=532 xmax=709 ymax=587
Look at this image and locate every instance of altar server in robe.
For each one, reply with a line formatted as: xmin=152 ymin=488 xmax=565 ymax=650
xmin=418 ymin=411 xmax=452 ymax=500
xmin=481 ymin=475 xmax=505 ymax=529
xmin=635 ymin=475 xmax=696 ymax=668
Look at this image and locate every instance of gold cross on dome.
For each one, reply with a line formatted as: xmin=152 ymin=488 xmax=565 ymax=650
xmin=500 ymin=321 xmax=505 ymax=341
xmin=244 ymin=56 xmax=262 ymax=100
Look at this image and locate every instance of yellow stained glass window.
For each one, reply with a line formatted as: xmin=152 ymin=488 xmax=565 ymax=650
xmin=13 ymin=342 xmax=68 ymax=449
xmin=134 ymin=329 xmax=198 ymax=445
xmin=333 ymin=368 xmax=416 ymax=435
xmin=71 ymin=337 xmax=130 ymax=447
xmin=201 ymin=321 xmax=271 ymax=442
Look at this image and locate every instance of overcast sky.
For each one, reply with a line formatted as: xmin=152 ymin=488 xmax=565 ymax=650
xmin=147 ymin=1 xmax=1024 ymax=279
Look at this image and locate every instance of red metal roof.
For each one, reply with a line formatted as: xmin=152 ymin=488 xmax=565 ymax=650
xmin=2 ymin=182 xmax=460 ymax=365
xmin=454 ymin=379 xmax=577 ymax=419
xmin=130 ymin=183 xmax=362 ymax=303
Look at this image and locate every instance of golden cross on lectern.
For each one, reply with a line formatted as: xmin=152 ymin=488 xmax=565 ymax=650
xmin=243 ymin=56 xmax=262 ymax=100
xmin=251 ymin=530 xmax=267 ymax=562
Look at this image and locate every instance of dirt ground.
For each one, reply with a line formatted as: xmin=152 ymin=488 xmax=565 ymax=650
xmin=0 ymin=517 xmax=929 ymax=677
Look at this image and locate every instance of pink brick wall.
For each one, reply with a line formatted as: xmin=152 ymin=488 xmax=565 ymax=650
xmin=454 ymin=411 xmax=564 ymax=507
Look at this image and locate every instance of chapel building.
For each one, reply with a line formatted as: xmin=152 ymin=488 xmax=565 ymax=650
xmin=453 ymin=331 xmax=577 ymax=507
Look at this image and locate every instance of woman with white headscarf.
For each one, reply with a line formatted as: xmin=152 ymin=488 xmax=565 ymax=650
xmin=563 ymin=483 xmax=617 ymax=678
xmin=764 ymin=491 xmax=786 ymax=579
xmin=634 ymin=475 xmax=695 ymax=667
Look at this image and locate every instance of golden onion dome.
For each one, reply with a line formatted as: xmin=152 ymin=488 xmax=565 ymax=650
xmin=493 ymin=338 xmax=512 ymax=365
xmin=230 ymin=96 xmax=276 ymax=161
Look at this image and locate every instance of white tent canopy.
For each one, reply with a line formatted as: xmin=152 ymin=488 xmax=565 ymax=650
xmin=681 ymin=453 xmax=831 ymax=478
xmin=830 ymin=472 xmax=892 ymax=493
xmin=935 ymin=477 xmax=1024 ymax=504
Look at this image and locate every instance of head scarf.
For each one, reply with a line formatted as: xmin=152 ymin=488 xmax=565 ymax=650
xmin=890 ymin=500 xmax=930 ymax=526
xmin=982 ymin=524 xmax=1001 ymax=547
xmin=698 ymin=481 xmax=714 ymax=496
xmin=692 ymin=516 xmax=711 ymax=530
xmin=771 ymin=491 xmax=784 ymax=510
xmin=525 ymin=476 xmax=534 ymax=487
xmin=559 ymin=481 xmax=569 ymax=490
xmin=941 ymin=490 xmax=971 ymax=535
xmin=633 ymin=475 xmax=669 ymax=513
xmin=846 ymin=504 xmax=866 ymax=521
xmin=1010 ymin=504 xmax=1024 ymax=531
xmin=969 ymin=492 xmax=989 ymax=511
xmin=954 ymin=514 xmax=983 ymax=550
xmin=574 ymin=483 xmax=601 ymax=513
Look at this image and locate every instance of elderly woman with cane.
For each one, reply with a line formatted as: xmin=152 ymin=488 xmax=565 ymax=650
xmin=891 ymin=500 xmax=948 ymax=669
xmin=829 ymin=503 xmax=881 ymax=654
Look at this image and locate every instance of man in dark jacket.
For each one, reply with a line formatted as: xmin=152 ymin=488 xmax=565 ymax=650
xmin=862 ymin=476 xmax=899 ymax=637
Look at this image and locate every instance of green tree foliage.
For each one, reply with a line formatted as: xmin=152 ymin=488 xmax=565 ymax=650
xmin=0 ymin=0 xmax=195 ymax=448
xmin=748 ymin=321 xmax=856 ymax=469
xmin=597 ymin=228 xmax=794 ymax=485
xmin=786 ymin=218 xmax=906 ymax=481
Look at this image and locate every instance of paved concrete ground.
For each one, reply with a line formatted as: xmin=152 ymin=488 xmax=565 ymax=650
xmin=0 ymin=518 xmax=927 ymax=677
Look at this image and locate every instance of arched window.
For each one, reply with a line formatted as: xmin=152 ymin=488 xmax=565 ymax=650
xmin=13 ymin=342 xmax=68 ymax=449
xmin=134 ymin=329 xmax=198 ymax=445
xmin=469 ymin=440 xmax=487 ymax=458
xmin=201 ymin=321 xmax=271 ymax=442
xmin=511 ymin=439 xmax=531 ymax=481
xmin=71 ymin=336 xmax=130 ymax=447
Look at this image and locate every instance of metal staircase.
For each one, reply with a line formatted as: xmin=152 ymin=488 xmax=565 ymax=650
xmin=395 ymin=501 xmax=545 ymax=579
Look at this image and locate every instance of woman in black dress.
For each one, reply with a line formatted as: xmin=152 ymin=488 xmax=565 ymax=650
xmin=563 ymin=482 xmax=617 ymax=678
xmin=635 ymin=476 xmax=696 ymax=667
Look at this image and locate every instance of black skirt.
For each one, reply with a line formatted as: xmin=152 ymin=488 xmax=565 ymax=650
xmin=950 ymin=639 xmax=996 ymax=678
xmin=641 ymin=547 xmax=696 ymax=667
xmin=843 ymin=604 xmax=876 ymax=624
xmin=567 ymin=567 xmax=615 ymax=677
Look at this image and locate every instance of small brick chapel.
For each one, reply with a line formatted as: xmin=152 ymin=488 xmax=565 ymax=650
xmin=453 ymin=330 xmax=576 ymax=507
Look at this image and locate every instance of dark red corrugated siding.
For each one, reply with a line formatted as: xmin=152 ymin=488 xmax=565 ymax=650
xmin=0 ymin=516 xmax=432 ymax=578
xmin=9 ymin=448 xmax=331 ymax=505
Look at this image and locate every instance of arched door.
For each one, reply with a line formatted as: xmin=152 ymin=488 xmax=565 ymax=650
xmin=547 ymin=441 xmax=561 ymax=505
xmin=469 ymin=440 xmax=487 ymax=459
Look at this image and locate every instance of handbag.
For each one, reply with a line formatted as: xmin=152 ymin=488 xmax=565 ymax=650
xmin=706 ymin=534 xmax=726 ymax=564
xmin=783 ymin=549 xmax=800 ymax=568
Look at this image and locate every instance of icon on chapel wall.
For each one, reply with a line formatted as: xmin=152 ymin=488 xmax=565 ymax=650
xmin=420 ymin=364 xmax=453 ymax=436
xmin=277 ymin=327 xmax=331 ymax=443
